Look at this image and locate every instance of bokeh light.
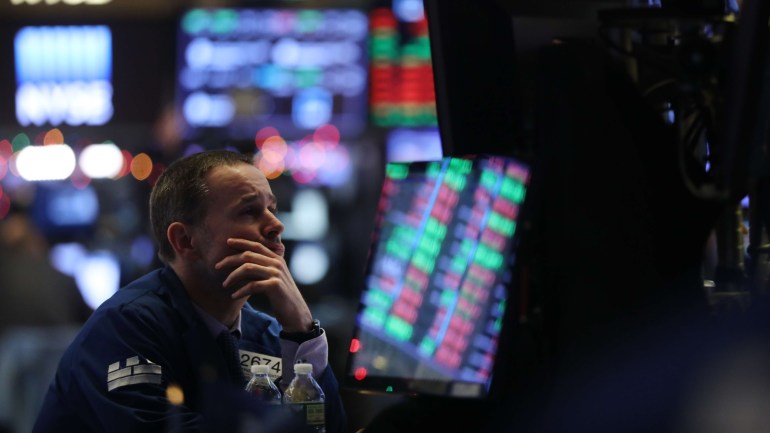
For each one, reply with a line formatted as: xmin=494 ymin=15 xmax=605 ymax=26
xmin=0 ymin=139 xmax=12 ymax=159
xmin=292 ymin=169 xmax=317 ymax=184
xmin=166 ymin=384 xmax=185 ymax=406
xmin=298 ymin=141 xmax=326 ymax=172
xmin=8 ymin=152 xmax=20 ymax=178
xmin=74 ymin=250 xmax=121 ymax=310
xmin=43 ymin=128 xmax=64 ymax=145
xmin=283 ymin=189 xmax=328 ymax=240
xmin=251 ymin=125 xmax=352 ymax=185
xmin=50 ymin=242 xmax=88 ymax=277
xmin=0 ymin=188 xmax=9 ymax=220
xmin=130 ymin=235 xmax=156 ymax=268
xmin=289 ymin=243 xmax=329 ymax=285
xmin=255 ymin=126 xmax=280 ymax=149
xmin=257 ymin=154 xmax=285 ymax=180
xmin=183 ymin=143 xmax=204 ymax=157
xmin=181 ymin=9 xmax=210 ymax=35
xmin=16 ymin=144 xmax=76 ymax=181
xmin=261 ymin=135 xmax=289 ymax=163
xmin=0 ymin=155 xmax=8 ymax=181
xmin=79 ymin=142 xmax=123 ymax=179
xmin=69 ymin=166 xmax=92 ymax=189
xmin=349 ymin=338 xmax=361 ymax=353
xmin=116 ymin=150 xmax=133 ymax=178
xmin=354 ymin=367 xmax=367 ymax=381
xmin=313 ymin=123 xmax=340 ymax=147
xmin=11 ymin=133 xmax=30 ymax=153
xmin=130 ymin=153 xmax=153 ymax=181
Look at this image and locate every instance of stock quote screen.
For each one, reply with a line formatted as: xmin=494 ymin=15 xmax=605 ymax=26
xmin=176 ymin=8 xmax=369 ymax=141
xmin=368 ymin=3 xmax=437 ymax=127
xmin=345 ymin=155 xmax=530 ymax=398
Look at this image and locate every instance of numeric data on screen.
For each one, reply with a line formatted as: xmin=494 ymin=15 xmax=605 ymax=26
xmin=358 ymin=156 xmax=529 ymax=383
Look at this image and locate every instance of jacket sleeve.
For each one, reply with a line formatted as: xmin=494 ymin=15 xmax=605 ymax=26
xmin=34 ymin=305 xmax=203 ymax=433
xmin=278 ymin=330 xmax=348 ymax=433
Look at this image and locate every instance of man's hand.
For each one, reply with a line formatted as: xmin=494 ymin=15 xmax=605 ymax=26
xmin=215 ymin=238 xmax=313 ymax=333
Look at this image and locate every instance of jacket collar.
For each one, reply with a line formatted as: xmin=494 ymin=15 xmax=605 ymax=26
xmin=158 ymin=266 xmax=243 ymax=386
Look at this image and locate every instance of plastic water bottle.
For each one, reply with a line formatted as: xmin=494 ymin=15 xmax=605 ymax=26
xmin=282 ymin=363 xmax=326 ymax=433
xmin=245 ymin=364 xmax=282 ymax=404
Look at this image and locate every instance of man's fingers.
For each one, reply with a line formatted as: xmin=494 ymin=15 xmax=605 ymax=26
xmin=226 ymin=238 xmax=274 ymax=254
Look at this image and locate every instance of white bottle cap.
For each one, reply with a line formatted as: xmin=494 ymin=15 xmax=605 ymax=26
xmin=251 ymin=364 xmax=270 ymax=375
xmin=293 ymin=363 xmax=313 ymax=374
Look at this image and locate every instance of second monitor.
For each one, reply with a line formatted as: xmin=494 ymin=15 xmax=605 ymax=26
xmin=345 ymin=154 xmax=530 ymax=399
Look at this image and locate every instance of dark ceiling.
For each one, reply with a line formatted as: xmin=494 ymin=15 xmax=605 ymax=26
xmin=0 ymin=0 xmax=625 ymax=22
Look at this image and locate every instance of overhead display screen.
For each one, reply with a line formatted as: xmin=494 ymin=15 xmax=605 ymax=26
xmin=176 ymin=8 xmax=369 ymax=142
xmin=14 ymin=25 xmax=113 ymax=127
xmin=368 ymin=2 xmax=437 ymax=127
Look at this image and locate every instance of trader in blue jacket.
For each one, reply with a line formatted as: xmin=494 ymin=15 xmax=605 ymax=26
xmin=32 ymin=150 xmax=346 ymax=433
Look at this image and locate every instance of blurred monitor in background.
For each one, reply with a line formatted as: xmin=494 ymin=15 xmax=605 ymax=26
xmin=368 ymin=0 xmax=438 ymax=128
xmin=14 ymin=25 xmax=113 ymax=128
xmin=0 ymin=206 xmax=91 ymax=433
xmin=0 ymin=206 xmax=91 ymax=335
xmin=175 ymin=7 xmax=370 ymax=144
xmin=30 ymin=182 xmax=99 ymax=243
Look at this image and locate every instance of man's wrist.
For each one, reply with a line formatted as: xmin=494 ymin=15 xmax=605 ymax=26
xmin=280 ymin=319 xmax=322 ymax=343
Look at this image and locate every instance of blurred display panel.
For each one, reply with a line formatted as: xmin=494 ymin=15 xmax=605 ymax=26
xmin=31 ymin=182 xmax=98 ymax=239
xmin=386 ymin=127 xmax=442 ymax=162
xmin=346 ymin=155 xmax=530 ymax=398
xmin=14 ymin=25 xmax=113 ymax=127
xmin=369 ymin=1 xmax=436 ymax=127
xmin=176 ymin=8 xmax=369 ymax=142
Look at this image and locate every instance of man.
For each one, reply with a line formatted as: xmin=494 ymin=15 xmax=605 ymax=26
xmin=32 ymin=150 xmax=346 ymax=433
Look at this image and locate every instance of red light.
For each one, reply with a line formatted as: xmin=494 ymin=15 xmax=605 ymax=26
xmin=354 ymin=367 xmax=367 ymax=381
xmin=349 ymin=338 xmax=361 ymax=353
xmin=0 ymin=193 xmax=10 ymax=220
xmin=313 ymin=124 xmax=340 ymax=147
xmin=255 ymin=126 xmax=280 ymax=150
xmin=117 ymin=150 xmax=133 ymax=178
xmin=0 ymin=139 xmax=12 ymax=159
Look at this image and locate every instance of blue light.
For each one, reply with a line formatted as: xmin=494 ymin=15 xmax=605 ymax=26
xmin=130 ymin=235 xmax=156 ymax=268
xmin=15 ymin=26 xmax=112 ymax=84
xmin=292 ymin=87 xmax=332 ymax=129
xmin=45 ymin=185 xmax=99 ymax=227
xmin=386 ymin=128 xmax=443 ymax=163
xmin=393 ymin=0 xmax=425 ymax=23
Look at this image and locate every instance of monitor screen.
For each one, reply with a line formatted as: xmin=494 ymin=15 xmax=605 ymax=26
xmin=345 ymin=154 xmax=530 ymax=398
xmin=368 ymin=1 xmax=438 ymax=127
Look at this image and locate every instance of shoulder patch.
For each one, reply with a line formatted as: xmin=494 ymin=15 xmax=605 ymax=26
xmin=107 ymin=356 xmax=162 ymax=391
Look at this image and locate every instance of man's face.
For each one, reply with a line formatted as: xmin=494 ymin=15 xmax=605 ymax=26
xmin=191 ymin=163 xmax=285 ymax=288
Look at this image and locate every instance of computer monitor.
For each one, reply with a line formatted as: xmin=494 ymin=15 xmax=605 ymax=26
xmin=344 ymin=154 xmax=530 ymax=399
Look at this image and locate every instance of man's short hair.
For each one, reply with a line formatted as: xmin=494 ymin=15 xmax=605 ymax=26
xmin=149 ymin=150 xmax=253 ymax=263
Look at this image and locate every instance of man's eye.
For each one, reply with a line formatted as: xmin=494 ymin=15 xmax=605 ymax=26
xmin=268 ymin=207 xmax=278 ymax=214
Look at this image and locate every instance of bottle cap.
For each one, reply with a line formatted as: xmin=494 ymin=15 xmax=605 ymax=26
xmin=293 ymin=363 xmax=313 ymax=374
xmin=251 ymin=364 xmax=270 ymax=375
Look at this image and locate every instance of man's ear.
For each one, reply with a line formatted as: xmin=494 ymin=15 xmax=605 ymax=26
xmin=167 ymin=222 xmax=199 ymax=260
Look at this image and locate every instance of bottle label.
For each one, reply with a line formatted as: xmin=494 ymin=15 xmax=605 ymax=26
xmin=287 ymin=402 xmax=325 ymax=426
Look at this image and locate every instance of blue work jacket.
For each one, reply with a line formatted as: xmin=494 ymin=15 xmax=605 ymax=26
xmin=32 ymin=267 xmax=346 ymax=433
